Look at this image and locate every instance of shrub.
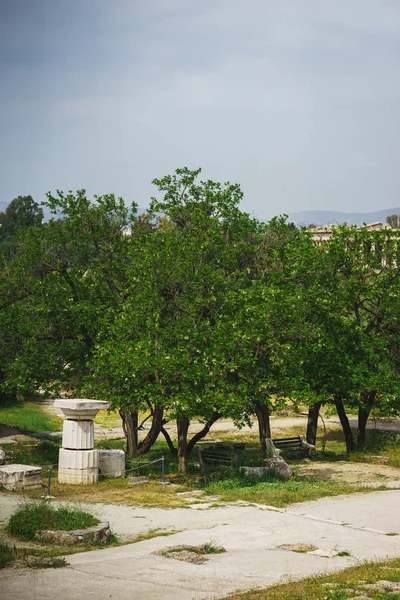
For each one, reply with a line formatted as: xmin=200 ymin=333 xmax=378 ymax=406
xmin=0 ymin=541 xmax=14 ymax=569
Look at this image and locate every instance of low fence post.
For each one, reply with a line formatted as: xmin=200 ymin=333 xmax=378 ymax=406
xmin=41 ymin=466 xmax=55 ymax=499
xmin=47 ymin=468 xmax=52 ymax=497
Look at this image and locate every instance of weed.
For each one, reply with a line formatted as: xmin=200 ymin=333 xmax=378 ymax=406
xmin=323 ymin=591 xmax=348 ymax=600
xmin=336 ymin=550 xmax=351 ymax=557
xmin=202 ymin=541 xmax=226 ymax=555
xmin=0 ymin=540 xmax=14 ymax=569
xmin=21 ymin=554 xmax=67 ymax=569
xmin=157 ymin=542 xmax=225 ymax=556
xmin=0 ymin=539 xmax=68 ymax=570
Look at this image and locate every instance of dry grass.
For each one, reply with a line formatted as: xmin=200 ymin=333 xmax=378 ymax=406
xmin=132 ymin=528 xmax=182 ymax=543
xmin=24 ymin=478 xmax=189 ymax=508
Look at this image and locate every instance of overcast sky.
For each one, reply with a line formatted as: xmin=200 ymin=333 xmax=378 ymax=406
xmin=1 ymin=0 xmax=400 ymax=219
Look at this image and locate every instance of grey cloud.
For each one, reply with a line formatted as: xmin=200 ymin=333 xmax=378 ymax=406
xmin=0 ymin=0 xmax=400 ymax=219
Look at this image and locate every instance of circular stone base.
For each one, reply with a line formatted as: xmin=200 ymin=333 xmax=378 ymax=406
xmin=35 ymin=521 xmax=111 ymax=544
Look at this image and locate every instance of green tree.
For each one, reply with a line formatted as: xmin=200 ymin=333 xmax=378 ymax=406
xmin=0 ymin=190 xmax=135 ymax=404
xmin=0 ymin=196 xmax=43 ymax=258
xmin=299 ymin=225 xmax=400 ymax=451
xmin=386 ymin=214 xmax=400 ymax=229
xmin=85 ymin=168 xmax=263 ymax=470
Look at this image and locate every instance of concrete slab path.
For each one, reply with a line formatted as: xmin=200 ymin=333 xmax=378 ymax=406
xmin=1 ymin=490 xmax=399 ymax=600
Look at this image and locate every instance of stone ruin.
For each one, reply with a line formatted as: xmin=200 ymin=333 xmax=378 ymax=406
xmin=54 ymin=398 xmax=110 ymax=484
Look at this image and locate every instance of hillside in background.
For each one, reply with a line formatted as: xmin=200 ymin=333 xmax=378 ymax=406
xmin=286 ymin=207 xmax=400 ymax=227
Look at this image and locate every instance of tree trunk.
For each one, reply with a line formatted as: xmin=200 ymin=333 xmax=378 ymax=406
xmin=137 ymin=407 xmax=164 ymax=456
xmin=186 ymin=412 xmax=222 ymax=455
xmin=306 ymin=402 xmax=322 ymax=446
xmin=334 ymin=394 xmax=355 ymax=452
xmin=177 ymin=416 xmax=190 ymax=474
xmin=120 ymin=409 xmax=138 ymax=457
xmin=357 ymin=391 xmax=376 ymax=448
xmin=120 ymin=407 xmax=164 ymax=458
xmin=255 ymin=403 xmax=271 ymax=457
xmin=160 ymin=425 xmax=177 ymax=456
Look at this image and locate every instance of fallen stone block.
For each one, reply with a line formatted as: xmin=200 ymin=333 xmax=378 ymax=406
xmin=128 ymin=476 xmax=149 ymax=486
xmin=264 ymin=457 xmax=293 ymax=480
xmin=0 ymin=464 xmax=42 ymax=491
xmin=99 ymin=449 xmax=125 ymax=478
xmin=240 ymin=457 xmax=293 ymax=481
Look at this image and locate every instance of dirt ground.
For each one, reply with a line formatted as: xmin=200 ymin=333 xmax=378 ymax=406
xmin=296 ymin=461 xmax=400 ymax=488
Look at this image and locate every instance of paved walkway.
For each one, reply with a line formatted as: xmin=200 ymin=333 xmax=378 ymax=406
xmin=1 ymin=490 xmax=399 ymax=600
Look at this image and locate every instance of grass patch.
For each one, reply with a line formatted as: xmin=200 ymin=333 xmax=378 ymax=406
xmin=0 ymin=400 xmax=61 ymax=432
xmin=204 ymin=474 xmax=369 ymax=508
xmin=7 ymin=501 xmax=100 ymax=541
xmin=221 ymin=557 xmax=400 ymax=599
xmin=132 ymin=528 xmax=182 ymax=543
xmin=94 ymin=409 xmax=122 ymax=428
xmin=3 ymin=438 xmax=61 ymax=467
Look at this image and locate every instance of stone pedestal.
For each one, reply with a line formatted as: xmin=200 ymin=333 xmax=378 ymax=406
xmin=57 ymin=466 xmax=99 ymax=484
xmin=54 ymin=399 xmax=109 ymax=485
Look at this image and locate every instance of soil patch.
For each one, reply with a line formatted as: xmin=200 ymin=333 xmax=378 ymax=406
xmin=153 ymin=542 xmax=226 ymax=564
xmin=279 ymin=543 xmax=318 ymax=553
xmin=296 ymin=461 xmax=400 ymax=487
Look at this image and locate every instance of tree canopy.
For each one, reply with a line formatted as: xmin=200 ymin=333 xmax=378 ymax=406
xmin=1 ymin=171 xmax=400 ymax=469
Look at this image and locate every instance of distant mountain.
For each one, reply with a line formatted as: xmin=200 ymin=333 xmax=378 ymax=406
xmin=287 ymin=208 xmax=400 ymax=227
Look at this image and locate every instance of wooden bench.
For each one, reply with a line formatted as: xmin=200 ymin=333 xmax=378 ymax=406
xmin=198 ymin=445 xmax=240 ymax=469
xmin=271 ymin=435 xmax=315 ymax=458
